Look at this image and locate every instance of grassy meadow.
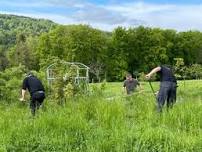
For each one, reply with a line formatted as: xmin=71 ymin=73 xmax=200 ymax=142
xmin=0 ymin=80 xmax=202 ymax=151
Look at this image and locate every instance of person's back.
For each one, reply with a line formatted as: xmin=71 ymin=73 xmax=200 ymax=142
xmin=23 ymin=75 xmax=45 ymax=96
xmin=20 ymin=73 xmax=45 ymax=116
xmin=158 ymin=66 xmax=176 ymax=83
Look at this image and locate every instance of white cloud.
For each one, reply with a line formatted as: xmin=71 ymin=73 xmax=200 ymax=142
xmin=104 ymin=2 xmax=202 ymax=31
xmin=0 ymin=1 xmax=53 ymax=8
xmin=106 ymin=2 xmax=174 ymax=14
xmin=1 ymin=1 xmax=202 ymax=31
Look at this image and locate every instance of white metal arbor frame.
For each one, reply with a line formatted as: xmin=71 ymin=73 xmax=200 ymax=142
xmin=46 ymin=62 xmax=90 ymax=86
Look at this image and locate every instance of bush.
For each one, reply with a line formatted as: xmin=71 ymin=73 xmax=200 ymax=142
xmin=50 ymin=61 xmax=89 ymax=104
xmin=0 ymin=65 xmax=26 ymax=102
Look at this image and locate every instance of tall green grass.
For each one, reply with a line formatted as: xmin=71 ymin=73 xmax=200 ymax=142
xmin=0 ymin=80 xmax=201 ymax=151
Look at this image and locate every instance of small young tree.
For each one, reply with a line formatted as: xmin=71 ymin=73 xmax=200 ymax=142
xmin=174 ymin=58 xmax=186 ymax=88
xmin=174 ymin=58 xmax=186 ymax=80
xmin=89 ymin=61 xmax=104 ymax=82
xmin=49 ymin=61 xmax=89 ymax=104
xmin=0 ymin=65 xmax=26 ymax=103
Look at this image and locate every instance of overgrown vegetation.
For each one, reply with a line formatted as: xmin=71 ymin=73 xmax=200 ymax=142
xmin=0 ymin=81 xmax=201 ymax=151
xmin=50 ymin=60 xmax=89 ymax=104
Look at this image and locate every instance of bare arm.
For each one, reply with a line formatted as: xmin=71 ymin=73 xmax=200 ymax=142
xmin=138 ymin=83 xmax=142 ymax=90
xmin=123 ymin=87 xmax=126 ymax=94
xmin=145 ymin=67 xmax=161 ymax=79
xmin=123 ymin=81 xmax=127 ymax=94
xmin=20 ymin=89 xmax=26 ymax=101
xmin=136 ymin=80 xmax=142 ymax=90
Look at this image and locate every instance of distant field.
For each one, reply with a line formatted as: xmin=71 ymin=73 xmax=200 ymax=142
xmin=104 ymin=80 xmax=202 ymax=99
xmin=0 ymin=80 xmax=202 ymax=151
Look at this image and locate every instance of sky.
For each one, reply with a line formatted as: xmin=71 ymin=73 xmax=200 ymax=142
xmin=1 ymin=0 xmax=202 ymax=31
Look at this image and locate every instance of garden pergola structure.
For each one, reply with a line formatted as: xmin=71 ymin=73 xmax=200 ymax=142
xmin=46 ymin=61 xmax=90 ymax=87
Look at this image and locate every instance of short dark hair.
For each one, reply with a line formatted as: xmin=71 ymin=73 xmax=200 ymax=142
xmin=26 ymin=71 xmax=34 ymax=77
xmin=126 ymin=73 xmax=132 ymax=77
xmin=162 ymin=64 xmax=172 ymax=68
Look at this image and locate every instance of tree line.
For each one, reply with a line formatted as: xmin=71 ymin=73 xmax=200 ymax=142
xmin=1 ymin=14 xmax=202 ymax=81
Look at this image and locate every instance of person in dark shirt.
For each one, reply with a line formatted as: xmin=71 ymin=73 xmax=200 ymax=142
xmin=123 ymin=73 xmax=140 ymax=95
xmin=20 ymin=72 xmax=45 ymax=116
xmin=146 ymin=65 xmax=177 ymax=112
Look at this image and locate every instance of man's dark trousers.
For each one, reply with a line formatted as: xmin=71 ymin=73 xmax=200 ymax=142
xmin=30 ymin=91 xmax=45 ymax=116
xmin=157 ymin=81 xmax=176 ymax=112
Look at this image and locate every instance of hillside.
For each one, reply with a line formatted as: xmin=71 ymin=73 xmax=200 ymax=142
xmin=0 ymin=14 xmax=57 ymax=47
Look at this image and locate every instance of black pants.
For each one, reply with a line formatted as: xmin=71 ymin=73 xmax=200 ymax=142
xmin=157 ymin=81 xmax=177 ymax=112
xmin=30 ymin=91 xmax=45 ymax=116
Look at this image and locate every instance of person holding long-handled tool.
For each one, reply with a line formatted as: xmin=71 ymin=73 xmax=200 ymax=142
xmin=148 ymin=80 xmax=157 ymax=98
xmin=145 ymin=65 xmax=177 ymax=112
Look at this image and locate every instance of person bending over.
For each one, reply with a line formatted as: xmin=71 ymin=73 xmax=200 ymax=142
xmin=20 ymin=72 xmax=45 ymax=116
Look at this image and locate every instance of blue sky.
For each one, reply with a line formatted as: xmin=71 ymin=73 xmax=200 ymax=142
xmin=1 ymin=0 xmax=202 ymax=31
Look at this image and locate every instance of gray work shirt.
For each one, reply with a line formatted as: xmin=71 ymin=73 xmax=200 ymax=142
xmin=123 ymin=79 xmax=140 ymax=94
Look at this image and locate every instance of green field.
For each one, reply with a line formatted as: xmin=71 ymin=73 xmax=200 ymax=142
xmin=0 ymin=80 xmax=202 ymax=151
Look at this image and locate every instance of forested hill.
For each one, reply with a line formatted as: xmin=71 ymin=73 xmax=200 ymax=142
xmin=0 ymin=14 xmax=58 ymax=70
xmin=0 ymin=14 xmax=57 ymax=34
xmin=0 ymin=14 xmax=57 ymax=46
